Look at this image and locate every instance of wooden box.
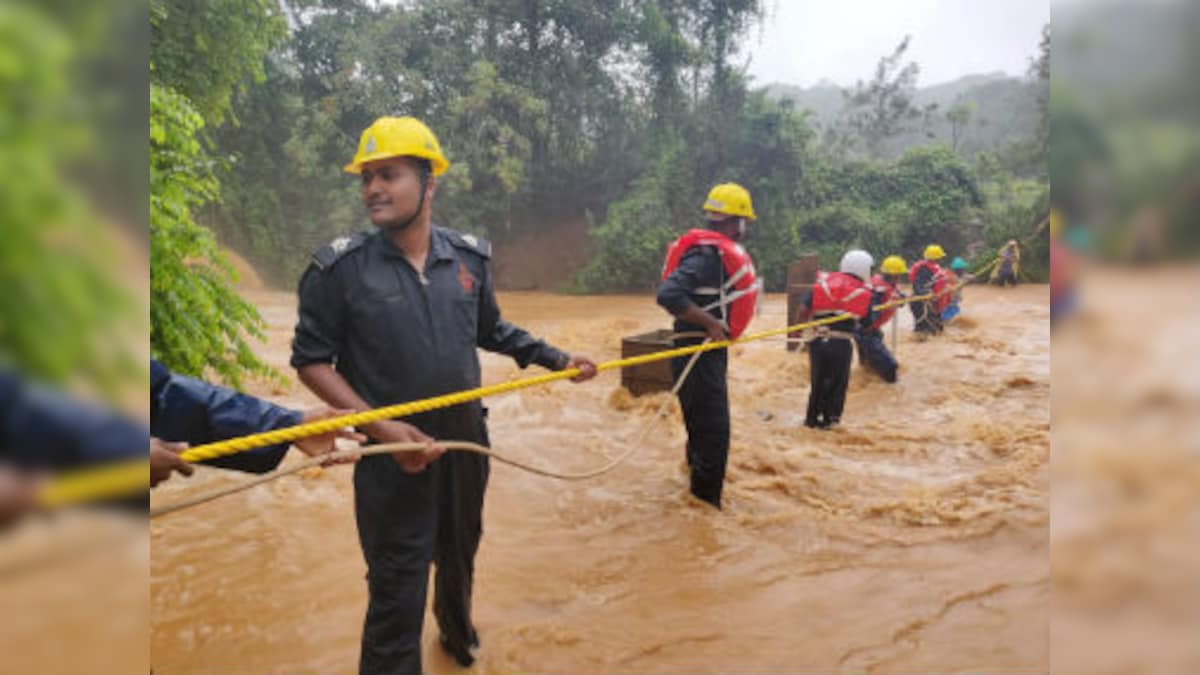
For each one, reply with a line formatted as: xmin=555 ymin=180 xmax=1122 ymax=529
xmin=786 ymin=254 xmax=820 ymax=351
xmin=620 ymin=329 xmax=676 ymax=396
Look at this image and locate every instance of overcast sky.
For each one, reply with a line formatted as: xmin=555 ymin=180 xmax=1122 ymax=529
xmin=745 ymin=1 xmax=1049 ymax=88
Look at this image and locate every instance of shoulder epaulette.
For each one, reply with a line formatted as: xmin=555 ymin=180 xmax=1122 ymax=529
xmin=442 ymin=228 xmax=492 ymax=259
xmin=312 ymin=231 xmax=369 ymax=270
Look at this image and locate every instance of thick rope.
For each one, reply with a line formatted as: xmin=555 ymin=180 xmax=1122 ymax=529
xmin=46 ymin=279 xmax=982 ymax=508
xmin=150 ymin=347 xmax=709 ymax=518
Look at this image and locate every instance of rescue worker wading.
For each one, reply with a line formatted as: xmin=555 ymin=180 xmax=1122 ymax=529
xmin=289 ymin=116 xmax=597 ymax=674
xmin=855 ymin=255 xmax=906 ymax=383
xmin=909 ymin=244 xmax=948 ymax=336
xmin=940 ymin=256 xmax=969 ymax=322
xmin=656 ymin=183 xmax=761 ymax=510
xmin=991 ymin=239 xmax=1020 ymax=286
xmin=800 ymin=250 xmax=873 ymax=428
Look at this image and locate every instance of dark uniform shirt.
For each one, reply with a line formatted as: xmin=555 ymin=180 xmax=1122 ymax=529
xmin=656 ymin=246 xmax=725 ymax=335
xmin=150 ymin=359 xmax=301 ymax=474
xmin=290 ymin=226 xmax=567 ymax=410
xmin=0 ymin=370 xmax=148 ymax=470
xmin=912 ymin=263 xmax=936 ymax=295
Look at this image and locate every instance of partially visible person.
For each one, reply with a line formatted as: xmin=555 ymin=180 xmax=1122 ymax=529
xmin=940 ymin=256 xmax=971 ymax=322
xmin=800 ymin=249 xmax=873 ymax=428
xmin=909 ymin=244 xmax=948 ymax=337
xmin=991 ymin=239 xmax=1021 ymax=286
xmin=0 ymin=367 xmax=149 ymax=524
xmin=149 ymin=358 xmax=362 ymax=487
xmin=1049 ymin=209 xmax=1080 ymax=327
xmin=856 ymin=255 xmax=906 ymax=383
xmin=0 ymin=464 xmax=43 ymax=527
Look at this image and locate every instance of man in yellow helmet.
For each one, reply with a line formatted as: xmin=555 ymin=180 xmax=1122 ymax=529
xmin=909 ymin=244 xmax=949 ymax=336
xmin=855 ymin=255 xmax=907 ymax=382
xmin=290 ymin=116 xmax=597 ymax=673
xmin=656 ymin=182 xmax=760 ymax=509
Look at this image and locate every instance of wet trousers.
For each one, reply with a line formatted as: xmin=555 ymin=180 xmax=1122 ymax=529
xmin=910 ymin=298 xmax=943 ymax=334
xmin=354 ymin=406 xmax=488 ymax=675
xmin=671 ymin=346 xmax=729 ymax=508
xmin=855 ymin=329 xmax=898 ymax=383
xmin=806 ymin=336 xmax=853 ymax=427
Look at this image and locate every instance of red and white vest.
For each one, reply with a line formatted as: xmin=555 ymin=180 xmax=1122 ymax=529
xmin=936 ymin=270 xmax=959 ymax=312
xmin=812 ymin=271 xmax=872 ymax=319
xmin=908 ymin=259 xmax=944 ymax=288
xmin=868 ymin=274 xmax=902 ymax=331
xmin=661 ymin=229 xmax=760 ymax=338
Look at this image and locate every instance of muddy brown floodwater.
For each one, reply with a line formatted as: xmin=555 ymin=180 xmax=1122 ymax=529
xmin=151 ymin=284 xmax=1049 ymax=673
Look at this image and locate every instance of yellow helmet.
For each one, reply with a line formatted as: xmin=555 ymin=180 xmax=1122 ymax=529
xmin=880 ymin=255 xmax=908 ymax=275
xmin=702 ymin=183 xmax=756 ymax=220
xmin=344 ymin=116 xmax=450 ymax=176
xmin=923 ymin=244 xmax=946 ymax=260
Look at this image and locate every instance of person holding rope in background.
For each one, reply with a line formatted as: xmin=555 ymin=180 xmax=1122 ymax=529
xmin=799 ymin=249 xmax=874 ymax=428
xmin=855 ymin=255 xmax=907 ymax=383
xmin=991 ymin=239 xmax=1020 ymax=286
xmin=939 ymin=256 xmax=971 ymax=322
xmin=290 ymin=116 xmax=597 ymax=673
xmin=656 ymin=183 xmax=761 ymax=510
xmin=909 ymin=244 xmax=949 ymax=337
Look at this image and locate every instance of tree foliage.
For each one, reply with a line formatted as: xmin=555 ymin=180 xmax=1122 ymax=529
xmin=0 ymin=3 xmax=140 ymax=396
xmin=148 ymin=0 xmax=1051 ymax=385
xmin=150 ymin=0 xmax=286 ymax=383
xmin=837 ymin=37 xmax=938 ymax=159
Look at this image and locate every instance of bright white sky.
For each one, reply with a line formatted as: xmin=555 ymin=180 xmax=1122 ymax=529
xmin=745 ymin=0 xmax=1050 ymax=88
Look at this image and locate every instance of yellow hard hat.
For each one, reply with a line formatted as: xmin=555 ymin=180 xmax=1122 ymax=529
xmin=345 ymin=116 xmax=450 ymax=176
xmin=880 ymin=255 xmax=908 ymax=275
xmin=923 ymin=244 xmax=946 ymax=260
xmin=702 ymin=183 xmax=756 ymax=220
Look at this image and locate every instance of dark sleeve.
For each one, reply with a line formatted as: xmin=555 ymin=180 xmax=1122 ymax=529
xmin=801 ymin=289 xmax=813 ymax=310
xmin=913 ymin=266 xmax=934 ymax=293
xmin=0 ymin=371 xmax=148 ymax=470
xmin=150 ymin=370 xmax=302 ymax=474
xmin=476 ymin=259 xmax=569 ymax=371
xmin=859 ymin=290 xmax=885 ymax=332
xmin=656 ymin=248 xmax=716 ymax=315
xmin=291 ymin=263 xmax=343 ymax=368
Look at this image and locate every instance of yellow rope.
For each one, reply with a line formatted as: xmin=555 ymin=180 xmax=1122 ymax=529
xmin=46 ymin=278 xmax=982 ymax=508
xmin=151 ymin=348 xmax=710 ymax=519
xmin=37 ymin=458 xmax=148 ymax=508
xmin=175 ymin=312 xmax=854 ymax=464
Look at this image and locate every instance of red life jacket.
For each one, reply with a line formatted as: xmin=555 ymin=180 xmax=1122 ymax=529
xmin=908 ymin=258 xmax=941 ymax=285
xmin=869 ymin=274 xmax=902 ymax=331
xmin=910 ymin=259 xmax=949 ymax=301
xmin=811 ymin=271 xmax=872 ymax=319
xmin=936 ymin=270 xmax=958 ymax=312
xmin=661 ymin=229 xmax=760 ymax=338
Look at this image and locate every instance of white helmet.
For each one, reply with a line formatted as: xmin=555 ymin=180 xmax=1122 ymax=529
xmin=839 ymin=249 xmax=873 ymax=281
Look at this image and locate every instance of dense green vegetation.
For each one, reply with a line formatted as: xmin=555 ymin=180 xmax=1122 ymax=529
xmin=150 ymin=0 xmax=1049 ymax=381
xmin=0 ymin=3 xmax=142 ymax=397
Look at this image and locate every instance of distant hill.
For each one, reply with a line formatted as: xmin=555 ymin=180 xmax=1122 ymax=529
xmin=764 ymin=72 xmax=1044 ymax=158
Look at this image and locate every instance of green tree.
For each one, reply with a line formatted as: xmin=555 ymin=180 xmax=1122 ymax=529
xmin=946 ymin=102 xmax=974 ymax=154
xmin=839 ymin=37 xmax=938 ymax=159
xmin=150 ymin=0 xmax=286 ymax=383
xmin=0 ymin=4 xmax=139 ymax=395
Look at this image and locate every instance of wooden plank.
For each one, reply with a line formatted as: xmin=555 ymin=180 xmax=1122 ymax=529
xmin=786 ymin=254 xmax=820 ymax=351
